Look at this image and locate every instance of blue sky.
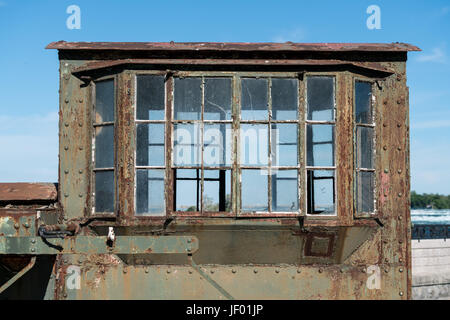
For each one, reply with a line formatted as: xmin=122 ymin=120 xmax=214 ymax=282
xmin=0 ymin=0 xmax=449 ymax=194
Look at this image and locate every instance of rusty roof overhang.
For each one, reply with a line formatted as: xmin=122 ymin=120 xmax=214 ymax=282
xmin=0 ymin=183 xmax=57 ymax=203
xmin=46 ymin=41 xmax=421 ymax=52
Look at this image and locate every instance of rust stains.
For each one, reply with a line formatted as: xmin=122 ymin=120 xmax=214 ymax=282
xmin=0 ymin=183 xmax=57 ymax=203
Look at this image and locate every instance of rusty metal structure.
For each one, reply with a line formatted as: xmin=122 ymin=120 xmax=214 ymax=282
xmin=0 ymin=41 xmax=420 ymax=299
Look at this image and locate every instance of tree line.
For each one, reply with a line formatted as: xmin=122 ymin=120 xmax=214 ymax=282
xmin=411 ymin=191 xmax=450 ymax=209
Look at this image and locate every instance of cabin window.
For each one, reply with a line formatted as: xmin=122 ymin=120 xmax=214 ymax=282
xmin=93 ymin=79 xmax=115 ymax=213
xmin=355 ymin=81 xmax=375 ymax=214
xmin=306 ymin=76 xmax=336 ymax=215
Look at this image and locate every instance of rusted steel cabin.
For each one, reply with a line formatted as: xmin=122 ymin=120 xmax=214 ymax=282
xmin=0 ymin=41 xmax=420 ymax=299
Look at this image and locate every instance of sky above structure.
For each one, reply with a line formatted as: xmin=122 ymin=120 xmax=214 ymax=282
xmin=0 ymin=0 xmax=449 ymax=194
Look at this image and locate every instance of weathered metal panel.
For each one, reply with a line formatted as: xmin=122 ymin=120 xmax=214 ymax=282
xmin=0 ymin=183 xmax=57 ymax=203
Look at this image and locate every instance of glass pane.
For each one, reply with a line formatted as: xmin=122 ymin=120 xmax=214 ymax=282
xmin=136 ymin=75 xmax=165 ymax=120
xmin=204 ymin=78 xmax=232 ymax=120
xmin=241 ymin=78 xmax=268 ymax=120
xmin=241 ymin=169 xmax=268 ymax=212
xmin=95 ymin=125 xmax=114 ymax=168
xmin=136 ymin=169 xmax=165 ymax=216
xmin=307 ymin=77 xmax=334 ymax=121
xmin=175 ymin=169 xmax=199 ymax=211
xmin=271 ymin=170 xmax=298 ymax=212
xmin=240 ymin=124 xmax=268 ymax=166
xmin=95 ymin=170 xmax=114 ymax=212
xmin=203 ymin=170 xmax=231 ymax=212
xmin=203 ymin=124 xmax=231 ymax=167
xmin=307 ymin=170 xmax=335 ymax=214
xmin=173 ymin=124 xmax=201 ymax=166
xmin=272 ymin=78 xmax=298 ymax=120
xmin=174 ymin=77 xmax=202 ymax=120
xmin=357 ymin=171 xmax=375 ymax=213
xmin=136 ymin=123 xmax=165 ymax=166
xmin=95 ymin=80 xmax=114 ymax=123
xmin=355 ymin=81 xmax=372 ymax=124
xmin=356 ymin=126 xmax=374 ymax=169
xmin=271 ymin=124 xmax=298 ymax=166
xmin=306 ymin=124 xmax=335 ymax=167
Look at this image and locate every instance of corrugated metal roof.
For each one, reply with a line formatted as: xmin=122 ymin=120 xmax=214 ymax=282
xmin=46 ymin=41 xmax=421 ymax=52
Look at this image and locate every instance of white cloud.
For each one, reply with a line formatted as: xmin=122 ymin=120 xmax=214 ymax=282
xmin=272 ymin=27 xmax=306 ymax=43
xmin=0 ymin=113 xmax=58 ymax=182
xmin=416 ymin=47 xmax=447 ymax=64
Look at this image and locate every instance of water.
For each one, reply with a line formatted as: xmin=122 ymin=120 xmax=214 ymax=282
xmin=411 ymin=209 xmax=450 ymax=225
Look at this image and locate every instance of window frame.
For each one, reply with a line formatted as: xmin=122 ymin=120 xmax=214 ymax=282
xmin=90 ymin=74 xmax=118 ymax=216
xmin=353 ymin=77 xmax=378 ymax=217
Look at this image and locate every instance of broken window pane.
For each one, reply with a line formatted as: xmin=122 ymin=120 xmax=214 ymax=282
xmin=241 ymin=78 xmax=268 ymax=120
xmin=174 ymin=77 xmax=202 ymax=120
xmin=173 ymin=124 xmax=201 ymax=166
xmin=271 ymin=123 xmax=298 ymax=166
xmin=306 ymin=124 xmax=335 ymax=167
xmin=204 ymin=78 xmax=232 ymax=120
xmin=356 ymin=126 xmax=374 ymax=169
xmin=356 ymin=171 xmax=374 ymax=213
xmin=95 ymin=125 xmax=114 ymax=168
xmin=271 ymin=170 xmax=298 ymax=212
xmin=175 ymin=169 xmax=200 ymax=211
xmin=203 ymin=170 xmax=231 ymax=212
xmin=307 ymin=77 xmax=334 ymax=121
xmin=307 ymin=170 xmax=335 ymax=214
xmin=272 ymin=78 xmax=298 ymax=120
xmin=136 ymin=75 xmax=165 ymax=120
xmin=241 ymin=169 xmax=268 ymax=212
xmin=95 ymin=79 xmax=115 ymax=123
xmin=95 ymin=170 xmax=114 ymax=212
xmin=136 ymin=169 xmax=165 ymax=216
xmin=203 ymin=123 xmax=232 ymax=167
xmin=355 ymin=81 xmax=372 ymax=124
xmin=240 ymin=124 xmax=268 ymax=166
xmin=136 ymin=123 xmax=165 ymax=166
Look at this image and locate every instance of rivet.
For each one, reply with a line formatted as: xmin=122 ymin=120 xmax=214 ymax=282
xmin=383 ymin=146 xmax=387 ymax=151
xmin=399 ymin=268 xmax=404 ymax=273
xmin=79 ymin=99 xmax=83 ymax=103
xmin=399 ymin=291 xmax=404 ymax=296
xmin=385 ymin=258 xmax=389 ymax=263
xmin=14 ymin=223 xmax=19 ymax=229
xmin=297 ymin=269 xmax=301 ymax=273
xmin=63 ymin=259 xmax=68 ymax=264
xmin=63 ymin=217 xmax=68 ymax=221
xmin=399 ymin=240 xmax=403 ymax=244
xmin=397 ymin=74 xmax=402 ymax=81
xmin=64 ymin=146 xmax=69 ymax=151
xmin=384 ymin=192 xmax=388 ymax=197
xmin=253 ymin=269 xmax=258 ymax=274
xmin=79 ymin=146 xmax=83 ymax=150
xmin=145 ymin=268 xmax=149 ymax=274
xmin=167 ymin=269 xmax=171 ymax=274
xmin=398 ymin=169 xmax=402 ymax=174
xmin=383 ymin=123 xmax=387 ymax=127
xmin=65 ymin=99 xmax=69 ymax=103
xmin=340 ymin=269 xmax=344 ymax=273
xmin=397 ymin=99 xmax=402 ymax=105
xmin=64 ymin=193 xmax=69 ymax=198
xmin=397 ymin=123 xmax=402 ymax=128
xmin=397 ymin=146 xmax=402 ymax=151
xmin=78 ymin=194 xmax=83 ymax=198
xmin=383 ymin=240 xmax=388 ymax=244
xmin=64 ymin=122 xmax=69 ymax=127
xmin=123 ymin=269 xmax=127 ymax=274
xmin=187 ymin=248 xmax=191 ymax=252
xmin=398 ymin=216 xmax=402 ymax=221
xmin=31 ymin=239 xmax=36 ymax=244
xmin=78 ymin=122 xmax=83 ymax=127
xmin=384 ymin=268 xmax=389 ymax=273
xmin=275 ymin=269 xmax=280 ymax=273
xmin=78 ymin=259 xmax=82 ymax=264
xmin=79 ymin=169 xmax=83 ymax=174
xmin=318 ymin=268 xmax=323 ymax=273
xmin=31 ymin=248 xmax=35 ymax=252
xmin=24 ymin=223 xmax=30 ymax=228
xmin=211 ymin=270 xmax=214 ymax=274
xmin=384 ymin=168 xmax=389 ymax=173
xmin=64 ymin=169 xmax=69 ymax=174
xmin=399 ymin=258 xmax=403 ymax=263
xmin=232 ymin=269 xmax=236 ymax=274
xmin=383 ymin=100 xmax=388 ymax=105
xmin=63 ymin=293 xmax=68 ymax=298
xmin=188 ymin=270 xmax=193 ymax=274
xmin=398 ymin=193 xmax=402 ymax=197
xmin=361 ymin=267 xmax=366 ymax=273
xmin=187 ymin=239 xmax=192 ymax=243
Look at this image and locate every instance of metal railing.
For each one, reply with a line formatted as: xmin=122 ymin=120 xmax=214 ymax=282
xmin=412 ymin=224 xmax=450 ymax=240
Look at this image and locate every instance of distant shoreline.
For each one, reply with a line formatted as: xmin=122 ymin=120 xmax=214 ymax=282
xmin=411 ymin=191 xmax=450 ymax=209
